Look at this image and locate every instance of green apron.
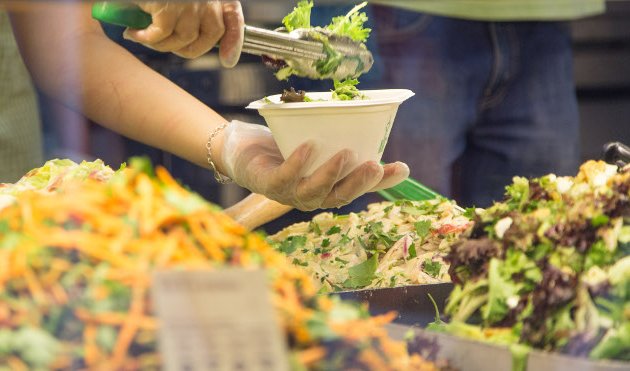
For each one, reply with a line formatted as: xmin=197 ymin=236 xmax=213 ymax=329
xmin=0 ymin=11 xmax=43 ymax=183
xmin=372 ymin=0 xmax=605 ymax=21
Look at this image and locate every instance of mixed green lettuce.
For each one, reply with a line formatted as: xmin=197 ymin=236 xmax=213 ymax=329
xmin=326 ymin=2 xmax=371 ymax=43
xmin=277 ymin=0 xmax=371 ymax=100
xmin=0 ymin=159 xmax=116 ymax=210
xmin=282 ymin=0 xmax=313 ymax=32
xmin=431 ymin=161 xmax=630 ymax=367
xmin=331 ymin=78 xmax=365 ymax=100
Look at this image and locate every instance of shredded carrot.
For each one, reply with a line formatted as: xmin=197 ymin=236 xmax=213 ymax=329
xmin=0 ymin=303 xmax=10 ymax=324
xmin=7 ymin=356 xmax=29 ymax=371
xmin=111 ymin=281 xmax=146 ymax=368
xmin=84 ymin=324 xmax=100 ymax=366
xmin=50 ymin=283 xmax=69 ymax=305
xmin=188 ymin=216 xmax=226 ymax=262
xmin=298 ymin=347 xmax=327 ymax=365
xmin=0 ymin=163 xmax=438 ymax=370
xmin=23 ymin=266 xmax=47 ymax=306
xmin=74 ymin=308 xmax=158 ymax=335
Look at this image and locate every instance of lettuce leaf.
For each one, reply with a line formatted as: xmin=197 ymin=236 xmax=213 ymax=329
xmin=331 ymin=78 xmax=364 ymax=100
xmin=589 ymin=323 xmax=630 ymax=360
xmin=326 ymin=2 xmax=371 ymax=42
xmin=343 ymin=254 xmax=378 ymax=288
xmin=0 ymin=159 xmax=115 ymax=198
xmin=482 ymin=258 xmax=520 ymax=325
xmin=282 ymin=0 xmax=313 ymax=32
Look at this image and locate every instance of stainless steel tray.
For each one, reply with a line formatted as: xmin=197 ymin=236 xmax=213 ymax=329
xmin=333 ymin=283 xmax=454 ymax=327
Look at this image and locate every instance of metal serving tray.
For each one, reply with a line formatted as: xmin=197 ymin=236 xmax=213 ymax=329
xmin=332 ymin=283 xmax=454 ymax=327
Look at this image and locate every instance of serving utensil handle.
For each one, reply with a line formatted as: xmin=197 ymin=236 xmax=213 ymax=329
xmin=224 ymin=194 xmax=293 ymax=231
xmin=92 ymin=2 xmax=152 ymax=29
xmin=603 ymin=141 xmax=630 ymax=168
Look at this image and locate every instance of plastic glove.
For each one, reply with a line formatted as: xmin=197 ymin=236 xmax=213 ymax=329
xmin=123 ymin=1 xmax=244 ymax=65
xmin=220 ymin=121 xmax=410 ymax=211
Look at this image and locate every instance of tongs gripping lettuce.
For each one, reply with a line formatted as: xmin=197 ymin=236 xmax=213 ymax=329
xmin=282 ymin=1 xmax=370 ymax=42
xmin=277 ymin=0 xmax=371 ymax=92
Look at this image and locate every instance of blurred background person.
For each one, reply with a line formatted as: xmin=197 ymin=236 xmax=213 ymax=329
xmin=366 ymin=0 xmax=605 ymax=207
xmin=0 ymin=9 xmax=42 ymax=181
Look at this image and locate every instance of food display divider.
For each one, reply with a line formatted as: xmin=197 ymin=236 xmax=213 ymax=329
xmin=332 ymin=283 xmax=454 ymax=327
xmin=385 ymin=324 xmax=629 ymax=371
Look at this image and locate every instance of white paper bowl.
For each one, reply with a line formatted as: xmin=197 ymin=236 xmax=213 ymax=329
xmin=246 ymin=89 xmax=414 ymax=176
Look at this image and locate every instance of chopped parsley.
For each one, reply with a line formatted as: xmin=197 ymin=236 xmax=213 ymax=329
xmin=309 ymin=222 xmax=322 ymax=236
xmin=408 ymin=243 xmax=417 ymax=258
xmin=292 ymin=258 xmax=308 ymax=267
xmin=414 ymin=220 xmax=432 ymax=239
xmin=339 ymin=234 xmax=352 ymax=246
xmin=278 ymin=235 xmax=307 ymax=255
xmin=422 ymin=260 xmax=442 ymax=278
xmin=326 ymin=226 xmax=341 ymax=235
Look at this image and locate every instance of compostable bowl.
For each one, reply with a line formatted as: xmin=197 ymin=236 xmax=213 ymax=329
xmin=246 ymin=89 xmax=414 ymax=176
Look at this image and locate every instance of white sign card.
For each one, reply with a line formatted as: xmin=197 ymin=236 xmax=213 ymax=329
xmin=152 ymin=269 xmax=290 ymax=371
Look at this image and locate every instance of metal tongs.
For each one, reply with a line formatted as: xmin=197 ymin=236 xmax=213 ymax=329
xmin=91 ymin=3 xmax=373 ymax=80
xmin=243 ymin=26 xmax=373 ymax=80
xmin=603 ymin=141 xmax=630 ymax=169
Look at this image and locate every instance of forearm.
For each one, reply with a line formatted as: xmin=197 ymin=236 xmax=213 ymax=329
xmin=9 ymin=3 xmax=227 ymax=171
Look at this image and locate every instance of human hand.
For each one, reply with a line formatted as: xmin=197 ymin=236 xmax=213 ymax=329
xmin=219 ymin=121 xmax=409 ymax=211
xmin=123 ymin=1 xmax=244 ymax=65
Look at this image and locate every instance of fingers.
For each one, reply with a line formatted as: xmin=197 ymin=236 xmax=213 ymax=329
xmin=321 ymin=161 xmax=384 ymax=209
xmin=292 ymin=150 xmax=355 ymax=210
xmin=175 ymin=1 xmax=225 ymax=58
xmin=218 ymin=1 xmax=244 ymax=67
xmin=266 ymin=141 xmax=315 ymax=191
xmin=124 ymin=2 xmax=180 ymax=45
xmin=124 ymin=1 xmax=239 ymax=61
xmin=369 ymin=161 xmax=410 ymax=191
xmin=150 ymin=3 xmax=201 ymax=53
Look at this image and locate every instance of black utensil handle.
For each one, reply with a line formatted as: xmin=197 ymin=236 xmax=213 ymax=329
xmin=602 ymin=141 xmax=630 ymax=167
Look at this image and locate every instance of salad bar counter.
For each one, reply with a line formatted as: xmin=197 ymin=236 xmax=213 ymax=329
xmin=0 ymin=143 xmax=627 ymax=370
xmin=0 ymin=0 xmax=628 ymax=369
xmin=266 ymin=150 xmax=630 ymax=370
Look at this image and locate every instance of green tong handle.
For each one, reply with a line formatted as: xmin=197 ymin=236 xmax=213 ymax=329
xmin=376 ymin=162 xmax=440 ymax=202
xmin=377 ymin=177 xmax=440 ymax=202
xmin=374 ymin=163 xmax=466 ymax=212
xmin=378 ymin=176 xmax=465 ymax=213
xmin=92 ymin=2 xmax=152 ymax=29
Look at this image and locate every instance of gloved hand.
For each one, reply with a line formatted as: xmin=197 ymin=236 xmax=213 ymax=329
xmin=219 ymin=121 xmax=410 ymax=211
xmin=123 ymin=1 xmax=244 ymax=65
